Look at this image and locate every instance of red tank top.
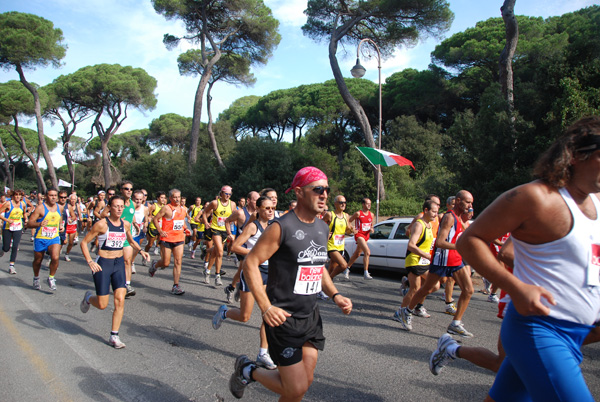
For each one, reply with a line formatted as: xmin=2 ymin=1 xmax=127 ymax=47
xmin=355 ymin=210 xmax=373 ymax=235
xmin=160 ymin=204 xmax=186 ymax=243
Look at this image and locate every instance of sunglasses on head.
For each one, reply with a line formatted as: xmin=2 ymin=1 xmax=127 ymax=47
xmin=306 ymin=186 xmax=330 ymax=195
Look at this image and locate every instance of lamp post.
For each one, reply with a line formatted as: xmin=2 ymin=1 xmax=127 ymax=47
xmin=351 ymin=38 xmax=382 ymax=223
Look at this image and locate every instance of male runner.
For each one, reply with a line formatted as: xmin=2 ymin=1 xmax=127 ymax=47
xmin=228 ymin=166 xmax=352 ymax=400
xmin=456 ymin=116 xmax=600 ymax=401
xmin=203 ymin=186 xmax=236 ymax=286
xmin=149 ymin=189 xmax=189 ymax=295
xmin=402 ymin=190 xmax=475 ymax=337
xmin=188 ymin=196 xmax=204 ymax=258
xmin=80 ymin=195 xmax=150 ymax=348
xmin=27 ymin=189 xmax=63 ymax=291
xmin=131 ymin=190 xmax=148 ymax=272
xmin=347 ymin=198 xmax=375 ymax=279
xmin=145 ymin=191 xmax=167 ymax=256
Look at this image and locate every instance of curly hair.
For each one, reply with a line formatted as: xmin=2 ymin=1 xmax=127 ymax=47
xmin=533 ymin=116 xmax=600 ymax=188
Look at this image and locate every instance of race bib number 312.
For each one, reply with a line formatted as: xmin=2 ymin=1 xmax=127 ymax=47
xmin=293 ymin=265 xmax=324 ymax=295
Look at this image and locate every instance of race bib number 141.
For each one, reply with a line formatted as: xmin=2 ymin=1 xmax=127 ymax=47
xmin=293 ymin=265 xmax=324 ymax=295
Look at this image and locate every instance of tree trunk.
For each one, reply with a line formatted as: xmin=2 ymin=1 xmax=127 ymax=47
xmin=328 ymin=24 xmax=385 ymax=200
xmin=0 ymin=138 xmax=13 ymax=189
xmin=10 ymin=116 xmax=46 ymax=193
xmin=500 ymin=0 xmax=518 ymax=120
xmin=100 ymin=139 xmax=112 ymax=189
xmin=15 ymin=64 xmax=58 ymax=188
xmin=206 ymin=81 xmax=225 ymax=168
xmin=63 ymin=141 xmax=75 ymax=191
xmin=188 ymin=55 xmax=221 ymax=171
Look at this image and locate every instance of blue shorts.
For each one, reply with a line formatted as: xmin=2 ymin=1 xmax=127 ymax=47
xmin=490 ymin=303 xmax=594 ymax=402
xmin=240 ymin=268 xmax=268 ymax=292
xmin=428 ymin=263 xmax=464 ymax=277
xmin=93 ymin=256 xmax=126 ymax=296
xmin=133 ymin=233 xmax=144 ymax=245
xmin=34 ymin=237 xmax=61 ymax=253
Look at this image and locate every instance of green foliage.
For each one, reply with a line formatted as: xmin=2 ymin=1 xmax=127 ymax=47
xmin=0 ymin=12 xmax=66 ymax=69
xmin=148 ymin=113 xmax=192 ymax=151
xmin=0 ymin=124 xmax=57 ymax=158
xmin=0 ymin=80 xmax=49 ymax=121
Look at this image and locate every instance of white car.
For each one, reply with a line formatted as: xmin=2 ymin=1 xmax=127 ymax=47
xmin=343 ymin=217 xmax=413 ymax=273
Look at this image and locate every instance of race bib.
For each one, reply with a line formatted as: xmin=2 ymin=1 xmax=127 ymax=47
xmin=217 ymin=217 xmax=226 ymax=227
xmin=41 ymin=226 xmax=58 ymax=238
xmin=293 ymin=265 xmax=323 ymax=295
xmin=107 ymin=231 xmax=126 ymax=248
xmin=361 ymin=223 xmax=371 ymax=232
xmin=173 ymin=220 xmax=185 ymax=231
xmin=334 ymin=234 xmax=344 ymax=246
xmin=418 ymin=257 xmax=431 ymax=266
xmin=587 ymin=243 xmax=600 ymax=286
xmin=9 ymin=220 xmax=22 ymax=231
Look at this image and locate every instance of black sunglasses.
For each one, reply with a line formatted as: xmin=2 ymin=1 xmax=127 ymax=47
xmin=306 ymin=186 xmax=330 ymax=195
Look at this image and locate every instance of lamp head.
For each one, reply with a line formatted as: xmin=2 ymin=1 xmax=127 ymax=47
xmin=350 ymin=58 xmax=366 ymax=78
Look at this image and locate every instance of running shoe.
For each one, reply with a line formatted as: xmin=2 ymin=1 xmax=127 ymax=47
xmin=215 ymin=274 xmax=222 ymax=286
xmin=74 ymin=236 xmax=79 ymax=245
xmin=204 ymin=269 xmax=210 ymax=284
xmin=171 ymin=284 xmax=185 ymax=295
xmin=30 ymin=236 xmax=34 ymax=242
xmin=149 ymin=261 xmax=158 ymax=277
xmin=8 ymin=265 xmax=16 ymax=275
xmin=429 ymin=333 xmax=457 ymax=375
xmin=393 ymin=308 xmax=412 ymax=331
xmin=224 ymin=284 xmax=234 ymax=303
xmin=400 ymin=276 xmax=409 ymax=296
xmin=47 ymin=277 xmax=57 ymax=291
xmin=234 ymin=283 xmax=241 ymax=302
xmin=131 ymin=263 xmax=136 ymax=274
xmin=229 ymin=355 xmax=254 ymax=399
xmin=108 ymin=334 xmax=126 ymax=349
xmin=317 ymin=291 xmax=329 ymax=300
xmin=33 ymin=277 xmax=41 ymax=290
xmin=364 ymin=271 xmax=373 ymax=280
xmin=153 ymin=247 xmax=159 ymax=256
xmin=447 ymin=322 xmax=473 ymax=338
xmin=445 ymin=303 xmax=457 ymax=315
xmin=142 ymin=256 xmax=149 ymax=266
xmin=257 ymin=352 xmax=277 ymax=370
xmin=64 ymin=254 xmax=71 ymax=262
xmin=126 ymin=284 xmax=136 ymax=298
xmin=343 ymin=268 xmax=350 ymax=280
xmin=488 ymin=293 xmax=500 ymax=303
xmin=213 ymin=305 xmax=228 ymax=329
xmin=482 ymin=277 xmax=492 ymax=294
xmin=80 ymin=290 xmax=92 ymax=313
xmin=190 ymin=250 xmax=195 ymax=259
xmin=414 ymin=305 xmax=431 ymax=318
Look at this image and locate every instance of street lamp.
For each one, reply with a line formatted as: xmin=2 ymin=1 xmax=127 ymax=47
xmin=351 ymin=38 xmax=382 ymax=223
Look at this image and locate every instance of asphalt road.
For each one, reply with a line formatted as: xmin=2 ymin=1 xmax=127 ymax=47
xmin=0 ymin=238 xmax=599 ymax=401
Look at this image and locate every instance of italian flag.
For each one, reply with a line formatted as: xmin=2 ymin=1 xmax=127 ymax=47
xmin=356 ymin=147 xmax=415 ymax=170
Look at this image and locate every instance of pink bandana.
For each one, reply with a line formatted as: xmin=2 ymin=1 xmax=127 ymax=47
xmin=285 ymin=166 xmax=328 ymax=194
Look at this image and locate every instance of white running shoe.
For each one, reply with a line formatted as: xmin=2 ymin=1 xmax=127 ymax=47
xmin=108 ymin=334 xmax=126 ymax=349
xmin=215 ymin=274 xmax=222 ymax=286
xmin=429 ymin=333 xmax=458 ymax=375
xmin=131 ymin=263 xmax=136 ymax=274
xmin=445 ymin=303 xmax=457 ymax=315
xmin=204 ymin=269 xmax=210 ymax=284
xmin=257 ymin=352 xmax=277 ymax=370
xmin=8 ymin=265 xmax=16 ymax=275
xmin=47 ymin=277 xmax=57 ymax=291
xmin=488 ymin=293 xmax=500 ymax=303
xmin=393 ymin=308 xmax=412 ymax=331
xmin=64 ymin=254 xmax=71 ymax=262
xmin=343 ymin=268 xmax=350 ymax=280
xmin=447 ymin=322 xmax=473 ymax=338
xmin=364 ymin=271 xmax=373 ymax=280
xmin=33 ymin=277 xmax=41 ymax=290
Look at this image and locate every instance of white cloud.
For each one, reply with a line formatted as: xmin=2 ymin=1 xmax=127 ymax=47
xmin=264 ymin=0 xmax=308 ymax=27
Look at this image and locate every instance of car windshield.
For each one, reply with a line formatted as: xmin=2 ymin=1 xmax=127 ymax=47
xmin=371 ymin=222 xmax=394 ymax=239
xmin=393 ymin=223 xmax=410 ymax=240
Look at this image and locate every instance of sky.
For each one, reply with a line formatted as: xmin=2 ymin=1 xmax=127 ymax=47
xmin=0 ymin=0 xmax=597 ymax=167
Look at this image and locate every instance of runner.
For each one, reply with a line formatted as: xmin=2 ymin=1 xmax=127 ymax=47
xmin=27 ymin=189 xmax=63 ymax=291
xmin=394 ymin=199 xmax=439 ymax=330
xmin=0 ymin=189 xmax=28 ymax=274
xmin=212 ymin=195 xmax=277 ymax=369
xmin=403 ymin=190 xmax=475 ymax=337
xmin=145 ymin=191 xmax=166 ymax=257
xmin=456 ymin=116 xmax=600 ymax=401
xmin=79 ymin=195 xmax=150 ymax=349
xmin=202 ymin=186 xmax=236 ymax=286
xmin=228 ymin=166 xmax=352 ymax=400
xmin=63 ymin=194 xmax=80 ymax=262
xmin=130 ymin=190 xmax=148 ymax=273
xmin=188 ymin=197 xmax=204 ymax=258
xmin=323 ymin=194 xmax=353 ymax=283
xmin=223 ymin=191 xmax=260 ymax=303
xmin=149 ymin=189 xmax=189 ymax=295
xmin=347 ymin=198 xmax=375 ymax=279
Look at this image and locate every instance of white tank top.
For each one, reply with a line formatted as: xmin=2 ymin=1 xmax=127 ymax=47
xmin=512 ymin=187 xmax=600 ymax=325
xmin=134 ymin=205 xmax=145 ymax=224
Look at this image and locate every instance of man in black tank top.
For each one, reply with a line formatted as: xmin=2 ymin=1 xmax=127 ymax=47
xmin=227 ymin=167 xmax=352 ymax=400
